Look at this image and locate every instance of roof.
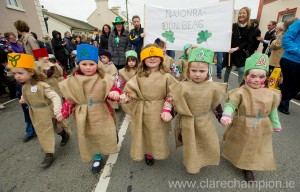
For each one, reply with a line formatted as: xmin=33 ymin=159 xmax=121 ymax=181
xmin=43 ymin=10 xmax=96 ymax=31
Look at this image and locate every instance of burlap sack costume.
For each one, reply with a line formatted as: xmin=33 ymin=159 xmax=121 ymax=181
xmin=222 ymin=87 xmax=281 ymax=170
xmin=122 ymin=71 xmax=177 ymax=160
xmin=170 ymin=80 xmax=227 ymax=173
xmin=35 ymin=59 xmax=70 ymax=132
xmin=119 ymin=68 xmax=136 ymax=84
xmin=22 ymin=82 xmax=61 ymax=153
xmin=98 ymin=61 xmax=119 ymax=109
xmin=163 ymin=55 xmax=173 ymax=73
xmin=59 ymin=74 xmax=118 ymax=161
xmin=176 ymin=59 xmax=189 ymax=80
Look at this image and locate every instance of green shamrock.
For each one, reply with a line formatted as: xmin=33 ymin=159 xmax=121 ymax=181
xmin=197 ymin=30 xmax=212 ymax=45
xmin=162 ymin=30 xmax=175 ymax=43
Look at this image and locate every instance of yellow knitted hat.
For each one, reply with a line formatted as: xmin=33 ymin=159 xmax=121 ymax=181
xmin=8 ymin=53 xmax=35 ymax=69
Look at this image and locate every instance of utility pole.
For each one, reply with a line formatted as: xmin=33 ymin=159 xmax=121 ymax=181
xmin=126 ymin=0 xmax=129 ymax=30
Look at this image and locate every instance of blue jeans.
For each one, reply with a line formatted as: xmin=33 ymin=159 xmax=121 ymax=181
xmin=224 ymin=66 xmax=244 ymax=84
xmin=26 ymin=122 xmax=36 ymax=137
xmin=216 ymin=52 xmax=224 ymax=75
xmin=21 ymin=104 xmax=36 ymax=137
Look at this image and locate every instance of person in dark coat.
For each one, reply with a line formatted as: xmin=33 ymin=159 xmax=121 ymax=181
xmin=248 ymin=19 xmax=261 ymax=55
xmin=108 ymin=17 xmax=132 ymax=70
xmin=223 ymin=7 xmax=252 ymax=84
xmin=129 ymin=15 xmax=144 ymax=60
xmin=258 ymin=21 xmax=276 ymax=56
xmin=100 ymin=24 xmax=111 ymax=50
xmin=51 ymin=30 xmax=69 ymax=70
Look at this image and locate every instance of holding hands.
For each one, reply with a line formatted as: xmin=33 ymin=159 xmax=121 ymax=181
xmin=161 ymin=111 xmax=172 ymax=122
xmin=220 ymin=115 xmax=232 ymax=126
xmin=108 ymin=91 xmax=120 ymax=101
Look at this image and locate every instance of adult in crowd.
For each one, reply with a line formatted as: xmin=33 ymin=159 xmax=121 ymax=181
xmin=215 ymin=52 xmax=223 ymax=79
xmin=248 ymin=19 xmax=261 ymax=55
xmin=222 ymin=7 xmax=252 ymax=84
xmin=100 ymin=24 xmax=111 ymax=50
xmin=129 ymin=15 xmax=144 ymax=60
xmin=64 ymin=31 xmax=76 ymax=69
xmin=13 ymin=20 xmax=40 ymax=56
xmin=81 ymin=34 xmax=88 ymax=44
xmin=108 ymin=17 xmax=131 ymax=70
xmin=4 ymin=32 xmax=24 ymax=53
xmin=74 ymin=35 xmax=83 ymax=47
xmin=258 ymin=21 xmax=276 ymax=56
xmin=51 ymin=30 xmax=69 ymax=70
xmin=42 ymin=35 xmax=53 ymax=54
xmin=91 ymin=28 xmax=100 ymax=44
xmin=269 ymin=22 xmax=284 ymax=73
xmin=278 ymin=18 xmax=300 ymax=115
xmin=31 ymin=32 xmax=46 ymax=49
xmin=0 ymin=48 xmax=16 ymax=99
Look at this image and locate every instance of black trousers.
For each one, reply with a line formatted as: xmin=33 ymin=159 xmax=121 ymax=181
xmin=279 ymin=57 xmax=300 ymax=111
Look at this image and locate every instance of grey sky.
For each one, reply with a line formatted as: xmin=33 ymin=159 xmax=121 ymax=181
xmin=40 ymin=0 xmax=260 ymax=22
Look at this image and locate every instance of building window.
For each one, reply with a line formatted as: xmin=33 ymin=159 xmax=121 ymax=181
xmin=277 ymin=8 xmax=297 ymax=22
xmin=6 ymin=0 xmax=24 ymax=11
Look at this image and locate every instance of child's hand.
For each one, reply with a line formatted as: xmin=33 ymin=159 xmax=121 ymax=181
xmin=108 ymin=91 xmax=120 ymax=101
xmin=56 ymin=114 xmax=64 ymax=122
xmin=161 ymin=112 xmax=173 ymax=122
xmin=18 ymin=99 xmax=25 ymax=104
xmin=220 ymin=115 xmax=232 ymax=126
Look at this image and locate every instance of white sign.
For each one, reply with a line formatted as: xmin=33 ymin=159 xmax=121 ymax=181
xmin=144 ymin=1 xmax=233 ymax=51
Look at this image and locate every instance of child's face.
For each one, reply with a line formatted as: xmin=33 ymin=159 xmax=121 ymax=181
xmin=245 ymin=69 xmax=267 ymax=89
xmin=128 ymin=59 xmax=137 ymax=68
xmin=11 ymin=68 xmax=33 ymax=83
xmin=144 ymin=56 xmax=161 ymax=71
xmin=100 ymin=55 xmax=110 ymax=64
xmin=189 ymin=62 xmax=209 ymax=83
xmin=79 ymin=60 xmax=97 ymax=76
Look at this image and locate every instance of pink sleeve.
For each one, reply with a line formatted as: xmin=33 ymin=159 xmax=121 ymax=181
xmin=162 ymin=94 xmax=173 ymax=113
xmin=61 ymin=99 xmax=75 ymax=118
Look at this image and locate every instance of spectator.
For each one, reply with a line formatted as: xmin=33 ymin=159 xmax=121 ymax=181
xmin=222 ymin=7 xmax=252 ymax=83
xmin=269 ymin=22 xmax=284 ymax=73
xmin=64 ymin=31 xmax=75 ymax=69
xmin=51 ymin=30 xmax=69 ymax=70
xmin=91 ymin=28 xmax=100 ymax=44
xmin=42 ymin=35 xmax=53 ymax=54
xmin=278 ymin=18 xmax=299 ymax=115
xmin=4 ymin=32 xmax=24 ymax=53
xmin=258 ymin=21 xmax=276 ymax=56
xmin=248 ymin=19 xmax=261 ymax=55
xmin=100 ymin=24 xmax=111 ymax=50
xmin=129 ymin=15 xmax=144 ymax=60
xmin=108 ymin=17 xmax=131 ymax=70
xmin=13 ymin=20 xmax=39 ymax=56
xmin=31 ymin=32 xmax=46 ymax=49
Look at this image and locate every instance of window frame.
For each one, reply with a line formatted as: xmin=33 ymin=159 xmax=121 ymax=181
xmin=277 ymin=8 xmax=297 ymax=22
xmin=6 ymin=0 xmax=25 ymax=12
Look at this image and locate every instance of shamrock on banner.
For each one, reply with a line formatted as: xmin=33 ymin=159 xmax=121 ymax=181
xmin=162 ymin=30 xmax=175 ymax=43
xmin=197 ymin=30 xmax=212 ymax=46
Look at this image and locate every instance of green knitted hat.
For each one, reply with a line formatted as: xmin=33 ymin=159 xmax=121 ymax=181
xmin=125 ymin=50 xmax=137 ymax=59
xmin=244 ymin=53 xmax=269 ymax=73
xmin=188 ymin=47 xmax=214 ymax=65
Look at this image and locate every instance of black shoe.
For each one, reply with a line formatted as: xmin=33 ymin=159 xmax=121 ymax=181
xmin=58 ymin=129 xmax=70 ymax=146
xmin=217 ymin=74 xmax=222 ymax=79
xmin=91 ymin=159 xmax=102 ymax=174
xmin=40 ymin=153 xmax=55 ymax=169
xmin=278 ymin=107 xmax=290 ymax=115
xmin=144 ymin=155 xmax=154 ymax=166
xmin=22 ymin=135 xmax=37 ymax=143
xmin=243 ymin=170 xmax=255 ymax=183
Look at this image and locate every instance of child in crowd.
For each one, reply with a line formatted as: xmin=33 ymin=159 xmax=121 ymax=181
xmin=121 ymin=44 xmax=177 ymax=165
xmin=9 ymin=53 xmax=65 ymax=169
xmin=118 ymin=50 xmax=138 ymax=89
xmin=59 ymin=44 xmax=121 ymax=174
xmin=161 ymin=47 xmax=227 ymax=174
xmin=154 ymin=38 xmax=180 ymax=79
xmin=33 ymin=48 xmax=70 ymax=145
xmin=220 ymin=53 xmax=282 ymax=182
xmin=176 ymin=44 xmax=194 ymax=80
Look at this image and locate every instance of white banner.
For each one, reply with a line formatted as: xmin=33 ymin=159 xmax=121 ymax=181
xmin=144 ymin=1 xmax=233 ymax=51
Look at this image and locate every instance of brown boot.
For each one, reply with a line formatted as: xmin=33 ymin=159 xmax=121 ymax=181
xmin=243 ymin=170 xmax=255 ymax=182
xmin=58 ymin=129 xmax=70 ymax=146
xmin=40 ymin=153 xmax=55 ymax=169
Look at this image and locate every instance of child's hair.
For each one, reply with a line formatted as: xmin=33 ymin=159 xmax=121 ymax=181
xmin=93 ymin=41 xmax=99 ymax=47
xmin=239 ymin=70 xmax=269 ymax=88
xmin=185 ymin=61 xmax=210 ymax=81
xmin=125 ymin=56 xmax=138 ymax=72
xmin=25 ymin=68 xmax=46 ymax=85
xmin=137 ymin=44 xmax=169 ymax=77
xmin=154 ymin=38 xmax=166 ymax=49
xmin=72 ymin=62 xmax=105 ymax=78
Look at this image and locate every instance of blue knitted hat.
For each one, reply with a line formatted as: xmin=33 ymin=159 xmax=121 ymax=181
xmin=77 ymin=44 xmax=98 ymax=64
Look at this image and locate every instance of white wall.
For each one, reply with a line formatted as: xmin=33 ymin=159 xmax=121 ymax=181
xmin=47 ymin=17 xmax=71 ymax=37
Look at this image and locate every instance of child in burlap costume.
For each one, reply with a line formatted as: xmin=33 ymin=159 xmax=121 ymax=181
xmin=8 ymin=53 xmax=65 ymax=169
xmin=121 ymin=44 xmax=177 ymax=165
xmin=161 ymin=47 xmax=227 ymax=174
xmin=220 ymin=53 xmax=282 ymax=182
xmin=118 ymin=50 xmax=138 ymax=89
xmin=176 ymin=44 xmax=193 ymax=80
xmin=59 ymin=44 xmax=121 ymax=174
xmin=33 ymin=48 xmax=70 ymax=145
